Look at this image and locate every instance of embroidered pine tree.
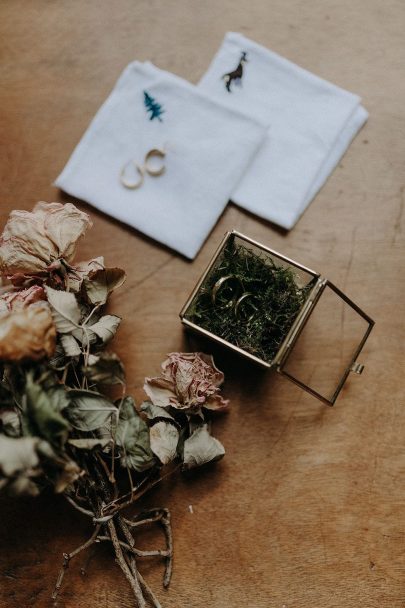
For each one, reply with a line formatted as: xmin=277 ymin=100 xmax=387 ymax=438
xmin=144 ymin=91 xmax=165 ymax=121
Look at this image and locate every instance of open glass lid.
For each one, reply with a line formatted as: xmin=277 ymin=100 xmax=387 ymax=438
xmin=275 ymin=279 xmax=374 ymax=405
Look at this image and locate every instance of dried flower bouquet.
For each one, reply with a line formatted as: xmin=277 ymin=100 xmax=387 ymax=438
xmin=0 ymin=202 xmax=229 ymax=607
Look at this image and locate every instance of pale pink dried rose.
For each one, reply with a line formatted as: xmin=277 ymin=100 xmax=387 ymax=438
xmin=144 ymin=352 xmax=229 ymax=413
xmin=0 ymin=285 xmax=46 ymax=316
xmin=0 ymin=202 xmax=92 ymax=276
xmin=0 ymin=301 xmax=56 ymax=361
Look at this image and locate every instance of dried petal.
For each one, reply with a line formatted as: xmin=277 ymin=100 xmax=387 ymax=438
xmin=0 ymin=302 xmax=56 ymax=361
xmin=0 ymin=202 xmax=92 ymax=276
xmin=143 ymin=377 xmax=177 ymax=409
xmin=0 ymin=209 xmax=55 ymax=274
xmin=203 ymin=394 xmax=230 ymax=411
xmin=0 ymin=285 xmax=46 ymax=316
xmin=38 ymin=201 xmax=92 ymax=262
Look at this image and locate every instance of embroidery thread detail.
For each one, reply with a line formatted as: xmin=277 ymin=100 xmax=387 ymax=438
xmin=222 ymin=51 xmax=248 ymax=92
xmin=144 ymin=91 xmax=165 ymax=122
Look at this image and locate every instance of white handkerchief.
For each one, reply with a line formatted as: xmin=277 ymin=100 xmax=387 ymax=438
xmin=55 ymin=61 xmax=266 ymax=259
xmin=199 ymin=32 xmax=368 ymax=229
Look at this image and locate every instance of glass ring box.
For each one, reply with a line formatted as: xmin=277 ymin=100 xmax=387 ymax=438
xmin=180 ymin=231 xmax=374 ymax=406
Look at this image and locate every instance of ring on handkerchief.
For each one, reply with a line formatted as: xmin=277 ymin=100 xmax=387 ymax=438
xmin=120 ymin=160 xmax=145 ymax=189
xmin=144 ymin=147 xmax=166 ymax=177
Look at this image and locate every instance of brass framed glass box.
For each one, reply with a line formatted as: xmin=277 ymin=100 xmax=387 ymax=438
xmin=180 ymin=231 xmax=374 ymax=406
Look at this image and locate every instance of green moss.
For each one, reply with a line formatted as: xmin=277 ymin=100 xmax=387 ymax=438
xmin=186 ymin=240 xmax=315 ymax=363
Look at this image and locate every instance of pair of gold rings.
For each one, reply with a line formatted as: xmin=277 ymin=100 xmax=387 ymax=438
xmin=120 ymin=148 xmax=166 ymax=190
xmin=211 ymin=274 xmax=259 ymax=321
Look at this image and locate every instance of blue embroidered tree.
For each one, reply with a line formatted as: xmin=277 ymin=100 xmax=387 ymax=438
xmin=143 ymin=91 xmax=164 ymax=122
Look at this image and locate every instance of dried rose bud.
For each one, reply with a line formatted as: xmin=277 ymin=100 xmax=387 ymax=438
xmin=0 ymin=301 xmax=56 ymax=361
xmin=0 ymin=202 xmax=92 ymax=276
xmin=144 ymin=352 xmax=229 ymax=413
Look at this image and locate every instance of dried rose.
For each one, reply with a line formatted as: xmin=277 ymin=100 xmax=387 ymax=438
xmin=144 ymin=352 xmax=229 ymax=413
xmin=0 ymin=285 xmax=46 ymax=316
xmin=0 ymin=202 xmax=92 ymax=276
xmin=0 ymin=301 xmax=56 ymax=361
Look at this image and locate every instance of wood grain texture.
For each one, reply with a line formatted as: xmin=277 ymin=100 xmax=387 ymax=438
xmin=0 ymin=1 xmax=404 ymax=606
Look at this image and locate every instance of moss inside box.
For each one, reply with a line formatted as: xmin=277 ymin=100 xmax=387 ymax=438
xmin=186 ymin=241 xmax=315 ymax=363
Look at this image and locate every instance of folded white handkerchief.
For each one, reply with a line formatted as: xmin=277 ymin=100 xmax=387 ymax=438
xmin=199 ymin=32 xmax=368 ymax=229
xmin=55 ymin=61 xmax=266 ymax=259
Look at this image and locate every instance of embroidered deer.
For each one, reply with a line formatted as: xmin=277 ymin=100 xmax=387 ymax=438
xmin=222 ymin=51 xmax=248 ymax=92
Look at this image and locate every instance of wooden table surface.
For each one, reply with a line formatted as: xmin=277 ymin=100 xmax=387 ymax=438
xmin=1 ymin=2 xmax=404 ymax=607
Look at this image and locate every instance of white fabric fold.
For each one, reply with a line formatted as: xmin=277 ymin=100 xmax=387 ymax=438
xmin=198 ymin=32 xmax=368 ymax=229
xmin=55 ymin=61 xmax=266 ymax=259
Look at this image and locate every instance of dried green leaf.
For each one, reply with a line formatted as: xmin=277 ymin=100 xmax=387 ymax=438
xmin=84 ymin=267 xmax=126 ymax=305
xmin=87 ymin=315 xmax=121 ymax=343
xmin=68 ymin=437 xmax=111 ymax=450
xmin=49 ymin=342 xmax=67 ymax=369
xmin=45 ymin=286 xmax=81 ymax=334
xmin=60 ymin=334 xmax=81 ymax=357
xmin=0 ymin=410 xmax=21 ymax=437
xmin=24 ymin=373 xmax=70 ymax=446
xmin=115 ymin=397 xmax=155 ymax=472
xmin=48 ymin=385 xmax=70 ymax=413
xmin=149 ymin=421 xmax=179 ymax=465
xmin=182 ymin=424 xmax=225 ymax=470
xmin=66 ymin=389 xmax=117 ymax=431
xmin=83 ymin=352 xmax=125 ymax=385
xmin=34 ymin=441 xmax=81 ymax=493
xmin=66 ymin=256 xmax=105 ymax=292
xmin=140 ymin=401 xmax=175 ymax=422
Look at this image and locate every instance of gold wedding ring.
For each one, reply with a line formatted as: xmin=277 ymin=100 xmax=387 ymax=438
xmin=211 ymin=275 xmax=244 ymax=309
xmin=120 ymin=161 xmax=145 ymax=189
xmin=144 ymin=148 xmax=166 ymax=177
xmin=234 ymin=292 xmax=259 ymax=322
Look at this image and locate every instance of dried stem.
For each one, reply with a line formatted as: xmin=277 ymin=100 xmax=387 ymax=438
xmin=137 ymin=563 xmax=164 ymax=608
xmin=64 ymin=494 xmax=95 ymax=519
xmin=107 ymin=518 xmax=146 ymax=608
xmin=52 ymin=523 xmax=101 ymax=600
xmin=96 ymin=534 xmax=169 ymax=558
xmin=160 ymin=509 xmax=173 ymax=588
xmin=102 ymin=464 xmax=181 ymax=517
xmin=80 ymin=545 xmax=96 ymax=576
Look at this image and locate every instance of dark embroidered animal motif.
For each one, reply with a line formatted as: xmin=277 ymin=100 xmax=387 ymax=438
xmin=144 ymin=91 xmax=165 ymax=121
xmin=222 ymin=51 xmax=248 ymax=92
